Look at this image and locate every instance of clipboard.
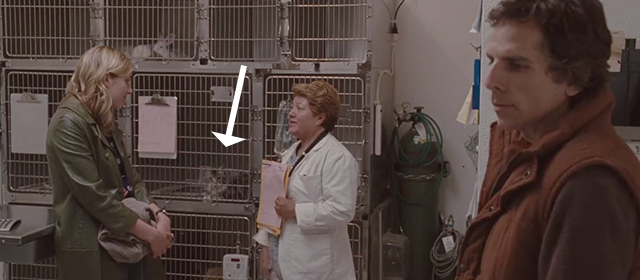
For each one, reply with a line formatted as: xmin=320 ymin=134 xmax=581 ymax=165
xmin=15 ymin=90 xmax=42 ymax=104
xmin=137 ymin=93 xmax=178 ymax=159
xmin=256 ymin=159 xmax=291 ymax=236
xmin=144 ymin=93 xmax=171 ymax=106
xmin=10 ymin=91 xmax=48 ymax=154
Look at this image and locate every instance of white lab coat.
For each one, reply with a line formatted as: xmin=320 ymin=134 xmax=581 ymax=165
xmin=254 ymin=133 xmax=359 ymax=280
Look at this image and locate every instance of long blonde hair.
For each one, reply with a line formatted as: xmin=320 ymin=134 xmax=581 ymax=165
xmin=63 ymin=46 xmax=133 ymax=136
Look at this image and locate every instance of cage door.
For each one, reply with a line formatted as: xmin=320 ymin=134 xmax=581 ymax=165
xmin=288 ymin=0 xmax=369 ymax=63
xmin=1 ymin=0 xmax=93 ymax=59
xmin=130 ymin=73 xmax=253 ymax=204
xmin=103 ymin=0 xmax=199 ymax=62
xmin=208 ymin=0 xmax=280 ymax=62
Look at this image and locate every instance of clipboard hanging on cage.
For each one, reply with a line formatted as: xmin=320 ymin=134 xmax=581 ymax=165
xmin=145 ymin=93 xmax=171 ymax=106
xmin=137 ymin=93 xmax=178 ymax=159
xmin=10 ymin=91 xmax=48 ymax=154
xmin=15 ymin=90 xmax=43 ymax=103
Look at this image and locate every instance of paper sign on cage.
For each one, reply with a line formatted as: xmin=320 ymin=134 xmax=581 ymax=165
xmin=256 ymin=159 xmax=291 ymax=236
xmin=609 ymin=30 xmax=625 ymax=72
xmin=137 ymin=94 xmax=178 ymax=159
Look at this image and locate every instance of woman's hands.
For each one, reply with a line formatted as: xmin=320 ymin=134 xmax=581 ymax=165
xmin=150 ymin=203 xmax=172 ymax=240
xmin=275 ymin=197 xmax=296 ymax=220
xmin=129 ymin=219 xmax=174 ymax=258
xmin=156 ymin=213 xmax=172 ymax=239
xmin=149 ymin=203 xmax=173 ymax=257
xmin=147 ymin=227 xmax=174 ymax=258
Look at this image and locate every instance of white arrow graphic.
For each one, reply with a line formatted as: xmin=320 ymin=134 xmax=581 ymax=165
xmin=212 ymin=65 xmax=247 ymax=147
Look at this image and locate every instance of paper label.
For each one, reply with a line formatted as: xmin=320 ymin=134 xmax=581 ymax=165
xmin=414 ymin=123 xmax=428 ymax=142
xmin=442 ymin=236 xmax=455 ymax=253
xmin=627 ymin=141 xmax=640 ymax=161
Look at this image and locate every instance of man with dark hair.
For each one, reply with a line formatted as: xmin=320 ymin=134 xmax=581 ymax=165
xmin=457 ymin=1 xmax=640 ymax=280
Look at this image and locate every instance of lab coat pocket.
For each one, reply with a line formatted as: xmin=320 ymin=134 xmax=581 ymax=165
xmin=296 ymin=174 xmax=323 ymax=203
xmin=289 ymin=231 xmax=331 ymax=276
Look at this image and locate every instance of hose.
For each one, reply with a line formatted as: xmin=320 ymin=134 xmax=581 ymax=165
xmin=384 ymin=106 xmax=460 ymax=280
xmin=385 ymin=106 xmax=445 ymax=238
xmin=430 ymin=225 xmax=462 ymax=279
xmin=388 ymin=108 xmax=445 ymax=206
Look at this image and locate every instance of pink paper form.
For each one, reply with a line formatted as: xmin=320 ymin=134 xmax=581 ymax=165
xmin=257 ymin=160 xmax=290 ymax=229
xmin=137 ymin=96 xmax=178 ymax=155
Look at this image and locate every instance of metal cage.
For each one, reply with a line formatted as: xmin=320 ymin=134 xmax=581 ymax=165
xmin=262 ymin=74 xmax=369 ymax=215
xmin=2 ymin=70 xmax=74 ymax=197
xmin=262 ymin=75 xmax=369 ymax=219
xmin=1 ymin=0 xmax=383 ymax=279
xmin=1 ymin=0 xmax=372 ymax=63
xmin=349 ymin=220 xmax=366 ymax=280
xmin=7 ymin=212 xmax=255 ymax=280
xmin=208 ymin=0 xmax=279 ymax=62
xmin=7 ymin=217 xmax=364 ymax=280
xmin=289 ymin=0 xmax=369 ymax=62
xmin=8 ymin=256 xmax=57 ymax=280
xmin=262 ymin=75 xmax=366 ymax=164
xmin=102 ymin=0 xmax=199 ymax=62
xmin=164 ymin=212 xmax=254 ymax=279
xmin=0 ymin=0 xmax=94 ymax=60
xmin=130 ymin=73 xmax=253 ymax=203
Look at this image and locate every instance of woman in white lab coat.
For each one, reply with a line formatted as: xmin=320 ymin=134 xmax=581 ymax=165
xmin=253 ymin=81 xmax=359 ymax=280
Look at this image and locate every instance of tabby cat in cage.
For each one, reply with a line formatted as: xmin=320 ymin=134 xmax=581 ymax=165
xmin=202 ymin=166 xmax=229 ymax=203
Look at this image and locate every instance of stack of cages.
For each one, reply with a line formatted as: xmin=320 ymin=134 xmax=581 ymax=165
xmin=0 ymin=0 xmax=396 ymax=279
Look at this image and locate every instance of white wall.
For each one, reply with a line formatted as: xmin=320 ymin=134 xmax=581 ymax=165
xmin=392 ymin=0 xmax=640 ymax=233
xmin=478 ymin=1 xmax=640 ymax=195
xmin=394 ymin=0 xmax=482 ymax=232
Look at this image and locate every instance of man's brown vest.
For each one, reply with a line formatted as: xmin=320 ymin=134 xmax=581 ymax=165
xmin=455 ymin=91 xmax=640 ymax=280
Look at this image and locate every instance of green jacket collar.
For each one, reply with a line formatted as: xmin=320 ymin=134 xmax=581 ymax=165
xmin=59 ymin=95 xmax=97 ymax=125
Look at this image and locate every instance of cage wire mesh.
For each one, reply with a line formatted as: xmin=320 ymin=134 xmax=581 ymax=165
xmin=8 ymin=213 xmax=254 ymax=280
xmin=3 ymin=1 xmax=371 ymax=279
xmin=131 ymin=73 xmax=253 ymax=203
xmin=103 ymin=0 xmax=198 ymax=62
xmin=263 ymin=75 xmax=365 ymax=166
xmin=1 ymin=0 xmax=93 ymax=59
xmin=9 ymin=256 xmax=57 ymax=280
xmin=465 ymin=130 xmax=479 ymax=171
xmin=7 ymin=219 xmax=363 ymax=280
xmin=209 ymin=0 xmax=279 ymax=62
xmin=164 ymin=212 xmax=253 ymax=280
xmin=348 ymin=221 xmax=365 ymax=280
xmin=3 ymin=71 xmax=74 ymax=195
xmin=289 ymin=0 xmax=369 ymax=62
xmin=263 ymin=75 xmax=368 ymax=215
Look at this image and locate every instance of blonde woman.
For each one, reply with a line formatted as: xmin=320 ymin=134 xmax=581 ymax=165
xmin=254 ymin=81 xmax=359 ymax=280
xmin=46 ymin=46 xmax=172 ymax=280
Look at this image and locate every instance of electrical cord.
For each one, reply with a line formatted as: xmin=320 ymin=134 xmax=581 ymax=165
xmin=375 ymin=36 xmax=396 ymax=105
xmin=375 ymin=0 xmax=400 ymax=106
xmin=394 ymin=0 xmax=406 ymax=20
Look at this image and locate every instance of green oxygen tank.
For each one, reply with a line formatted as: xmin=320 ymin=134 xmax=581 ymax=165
xmin=395 ymin=107 xmax=442 ymax=280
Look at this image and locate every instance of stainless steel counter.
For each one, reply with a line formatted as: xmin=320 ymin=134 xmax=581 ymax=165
xmin=0 ymin=204 xmax=55 ymax=264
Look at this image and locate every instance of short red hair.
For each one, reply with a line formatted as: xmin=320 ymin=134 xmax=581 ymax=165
xmin=292 ymin=81 xmax=341 ymax=131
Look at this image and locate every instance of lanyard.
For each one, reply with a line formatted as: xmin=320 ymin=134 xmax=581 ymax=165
xmin=290 ymin=130 xmax=329 ymax=173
